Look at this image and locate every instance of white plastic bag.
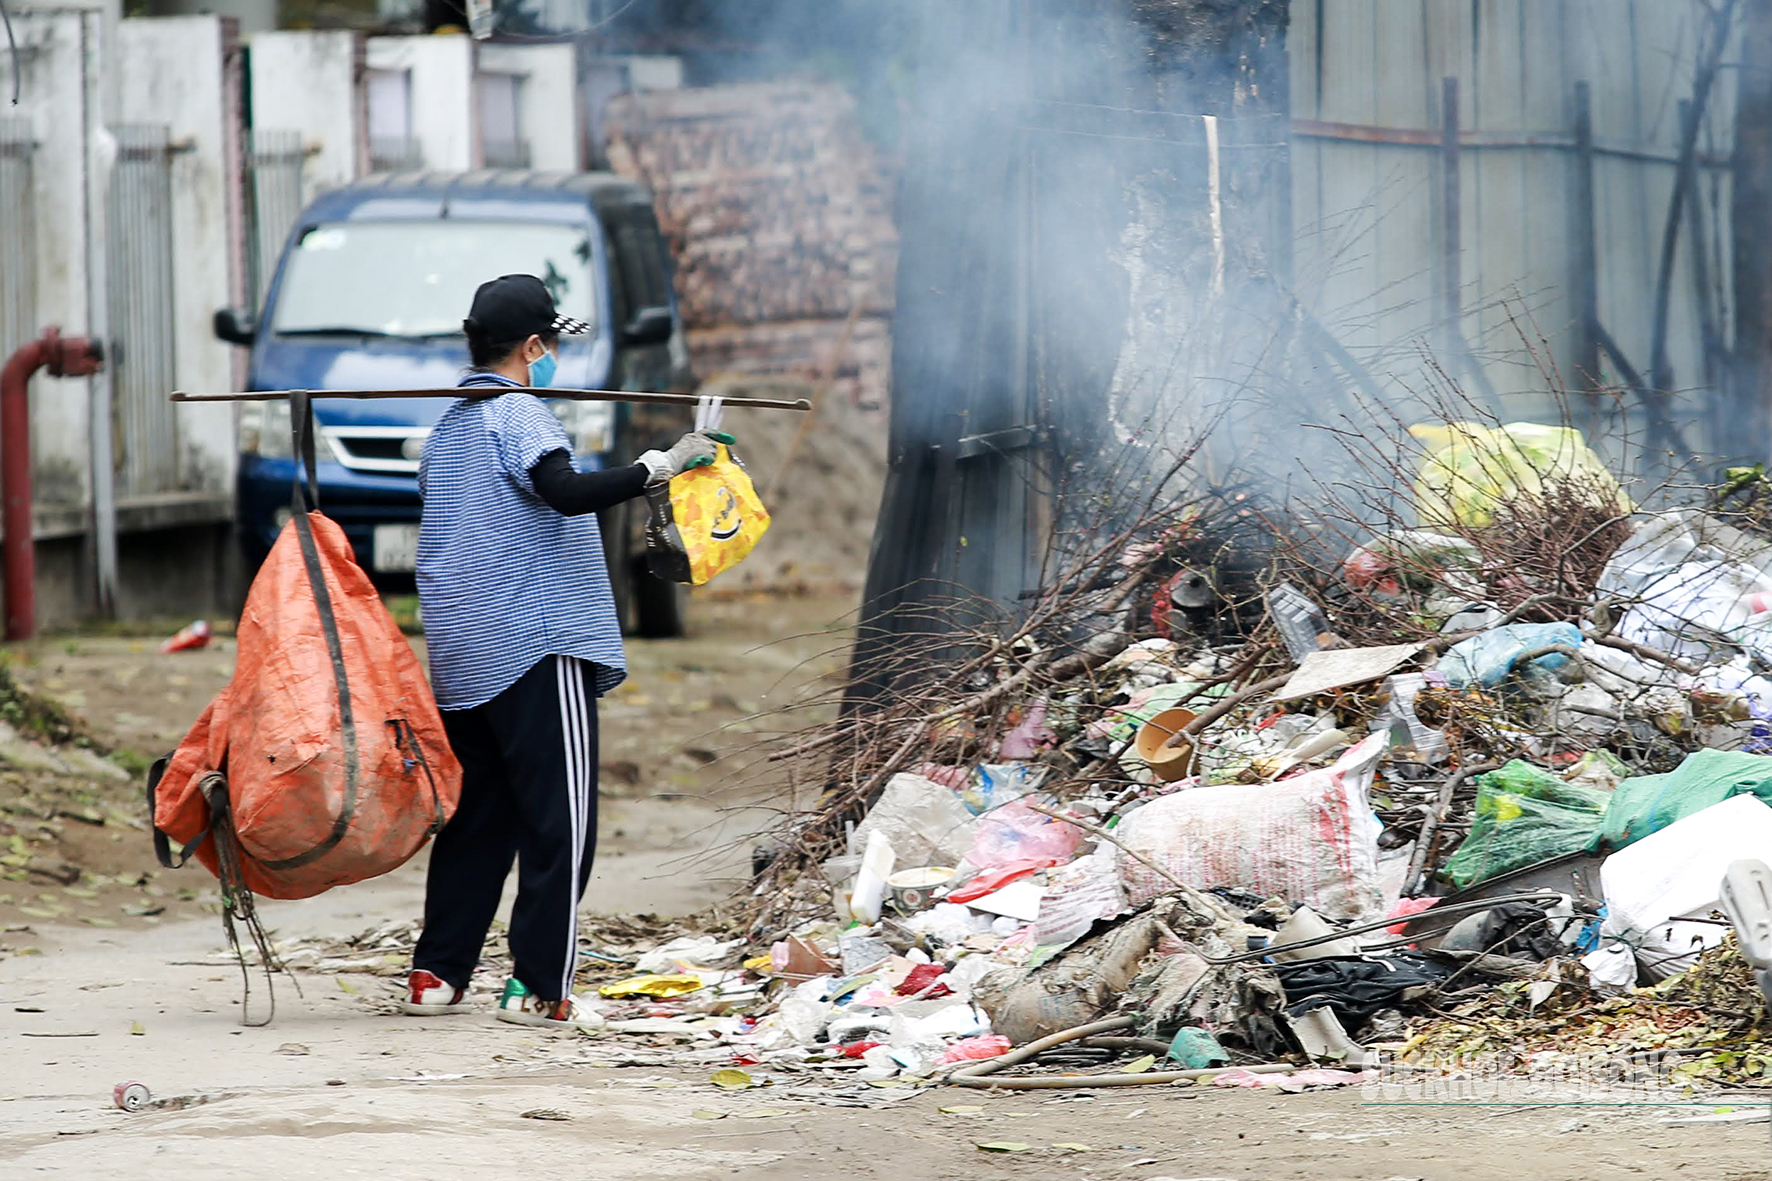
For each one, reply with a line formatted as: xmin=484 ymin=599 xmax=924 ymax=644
xmin=849 ymin=772 xmax=978 ymax=866
xmin=1600 ymin=512 xmax=1772 ymax=663
xmin=1113 ymin=733 xmax=1389 ymax=920
xmin=1597 ymin=794 xmax=1772 ymax=980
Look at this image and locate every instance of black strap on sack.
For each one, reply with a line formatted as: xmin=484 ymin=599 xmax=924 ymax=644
xmin=146 ymin=752 xmax=211 ymax=869
xmin=388 ymin=717 xmax=446 ymax=836
xmin=262 ymin=391 xmax=361 ymax=871
xmin=201 ymin=773 xmax=295 ymax=1027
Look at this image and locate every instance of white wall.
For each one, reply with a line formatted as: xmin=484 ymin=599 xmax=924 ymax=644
xmin=367 ymin=34 xmax=474 ymax=171
xmin=116 ymin=15 xmax=238 ymax=493
xmin=249 ymin=30 xmax=363 ymax=192
xmin=476 ymin=42 xmax=579 ymax=171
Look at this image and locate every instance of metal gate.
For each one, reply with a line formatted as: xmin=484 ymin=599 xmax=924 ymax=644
xmin=0 ymin=118 xmax=35 ymax=363
xmin=107 ymin=123 xmax=180 ymax=495
xmin=248 ymin=129 xmax=306 ymax=308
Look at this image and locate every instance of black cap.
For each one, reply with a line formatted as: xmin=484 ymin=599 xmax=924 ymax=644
xmin=465 ymin=274 xmax=592 ymax=343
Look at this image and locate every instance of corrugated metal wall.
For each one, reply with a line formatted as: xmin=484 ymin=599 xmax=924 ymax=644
xmin=107 ymin=124 xmax=182 ymax=496
xmin=1291 ymin=0 xmax=1736 ymax=468
xmin=0 ymin=119 xmax=35 ymax=366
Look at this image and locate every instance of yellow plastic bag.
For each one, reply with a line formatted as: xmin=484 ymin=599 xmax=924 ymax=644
xmin=1409 ymin=421 xmax=1631 ymax=528
xmin=597 ymin=973 xmax=705 ymax=999
xmin=644 ymin=441 xmax=771 ymax=586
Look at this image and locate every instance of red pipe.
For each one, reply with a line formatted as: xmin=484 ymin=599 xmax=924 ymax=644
xmin=0 ymin=327 xmax=104 ymax=641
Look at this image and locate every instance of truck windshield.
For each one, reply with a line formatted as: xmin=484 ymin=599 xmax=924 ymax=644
xmin=271 ymin=221 xmax=599 ymax=338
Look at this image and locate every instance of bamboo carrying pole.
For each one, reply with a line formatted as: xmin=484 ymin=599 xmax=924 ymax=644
xmin=169 ymin=388 xmax=813 ymax=412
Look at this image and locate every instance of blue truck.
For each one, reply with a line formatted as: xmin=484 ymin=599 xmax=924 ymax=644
xmin=213 ymin=170 xmax=696 ymax=635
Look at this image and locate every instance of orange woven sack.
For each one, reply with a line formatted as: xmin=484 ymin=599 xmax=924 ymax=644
xmin=148 ymin=394 xmax=460 ymax=904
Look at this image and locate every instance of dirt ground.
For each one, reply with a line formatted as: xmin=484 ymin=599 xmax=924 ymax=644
xmin=4 ymin=595 xmax=1772 ymax=1179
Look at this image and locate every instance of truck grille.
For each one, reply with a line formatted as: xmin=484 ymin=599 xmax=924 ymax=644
xmin=323 ymin=426 xmax=428 ymax=474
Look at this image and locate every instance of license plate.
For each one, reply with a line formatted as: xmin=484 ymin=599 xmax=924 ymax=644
xmin=372 ymin=524 xmax=419 ymax=572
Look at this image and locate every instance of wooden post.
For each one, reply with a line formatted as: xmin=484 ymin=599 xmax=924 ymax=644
xmin=1441 ymin=77 xmax=1462 ymax=366
xmin=1570 ymin=81 xmax=1600 ymax=401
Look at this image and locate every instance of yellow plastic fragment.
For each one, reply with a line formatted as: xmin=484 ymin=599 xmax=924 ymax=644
xmin=598 ymin=973 xmax=704 ymax=999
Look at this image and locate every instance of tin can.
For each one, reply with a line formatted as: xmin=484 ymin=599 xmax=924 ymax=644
xmin=113 ymin=1082 xmax=150 ymax=1112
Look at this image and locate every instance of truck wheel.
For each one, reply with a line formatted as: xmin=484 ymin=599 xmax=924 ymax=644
xmin=632 ymin=560 xmax=688 ymax=638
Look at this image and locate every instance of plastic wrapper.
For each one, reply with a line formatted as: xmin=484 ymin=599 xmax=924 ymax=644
xmin=963 ymin=798 xmax=1084 ymax=870
xmin=849 ymin=772 xmax=977 ymax=867
xmin=596 ymin=973 xmax=704 ymax=998
xmin=1592 ymin=747 xmax=1772 ymax=850
xmin=1439 ymin=621 xmax=1582 ymax=689
xmin=1441 ymin=761 xmax=1610 ymax=889
xmin=940 ymin=1034 xmax=1011 ymax=1063
xmin=644 ymin=441 xmax=771 ymax=586
xmin=1598 ymin=511 xmax=1772 ymax=663
xmin=960 ymin=763 xmax=1048 ymax=816
xmin=1409 ymin=421 xmax=1631 ymax=528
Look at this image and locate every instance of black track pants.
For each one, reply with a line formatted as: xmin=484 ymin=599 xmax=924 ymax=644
xmin=413 ymin=655 xmax=598 ymax=1002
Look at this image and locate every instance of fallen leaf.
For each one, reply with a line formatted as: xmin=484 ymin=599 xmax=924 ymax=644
xmin=276 ymin=1043 xmax=310 ymax=1056
xmin=733 ymin=1108 xmax=791 ymax=1119
xmin=976 ymin=1142 xmax=1029 ymax=1153
xmin=940 ymin=1105 xmax=985 ymax=1114
xmin=82 ymin=917 xmax=116 ymax=928
xmin=519 ymin=1108 xmax=570 ymax=1121
xmin=1051 ymin=1142 xmax=1094 ymax=1152
xmin=1120 ymin=1055 xmax=1157 ymax=1074
xmin=337 ymin=978 xmax=359 ymax=994
xmin=129 ymin=1021 xmax=145 ymax=1036
xmin=690 ymin=1109 xmax=727 ymax=1120
xmin=709 ymin=1068 xmax=754 ymax=1090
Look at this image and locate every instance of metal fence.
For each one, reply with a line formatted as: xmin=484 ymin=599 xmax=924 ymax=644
xmin=248 ymin=128 xmax=306 ymax=308
xmin=0 ymin=118 xmax=35 ymax=364
xmin=107 ymin=124 xmax=180 ymax=496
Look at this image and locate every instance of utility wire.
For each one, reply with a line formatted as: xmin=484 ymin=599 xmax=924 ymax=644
xmin=1 ymin=0 xmax=20 ymax=106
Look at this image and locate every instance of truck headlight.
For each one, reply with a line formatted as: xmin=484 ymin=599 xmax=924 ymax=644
xmin=549 ymin=399 xmax=614 ymax=456
xmin=240 ymin=400 xmax=337 ymax=461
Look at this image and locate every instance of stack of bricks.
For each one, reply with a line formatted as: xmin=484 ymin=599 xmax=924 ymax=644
xmin=604 ymin=81 xmax=896 ymax=412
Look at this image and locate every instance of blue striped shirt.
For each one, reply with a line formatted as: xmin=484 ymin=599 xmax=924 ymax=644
xmin=416 ymin=372 xmax=626 ymax=710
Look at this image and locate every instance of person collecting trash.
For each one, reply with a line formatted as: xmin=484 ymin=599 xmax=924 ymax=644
xmin=400 ymin=274 xmax=721 ymax=1028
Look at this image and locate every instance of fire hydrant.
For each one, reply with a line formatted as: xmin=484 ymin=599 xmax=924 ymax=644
xmin=1 ymin=328 xmax=105 ymax=640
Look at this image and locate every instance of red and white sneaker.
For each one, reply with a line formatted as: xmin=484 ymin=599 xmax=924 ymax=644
xmin=399 ymin=969 xmax=471 ymax=1015
xmin=493 ymin=977 xmax=605 ymax=1031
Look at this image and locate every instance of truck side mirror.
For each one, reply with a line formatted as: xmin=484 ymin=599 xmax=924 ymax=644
xmin=622 ymin=306 xmax=673 ymax=347
xmin=213 ymin=307 xmax=257 ymax=346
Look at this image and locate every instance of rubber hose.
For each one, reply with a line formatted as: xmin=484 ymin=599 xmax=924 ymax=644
xmin=946 ymin=1016 xmax=1299 ymax=1091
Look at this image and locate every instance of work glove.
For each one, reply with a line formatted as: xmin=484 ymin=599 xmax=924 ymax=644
xmin=639 ymin=430 xmax=734 ymax=484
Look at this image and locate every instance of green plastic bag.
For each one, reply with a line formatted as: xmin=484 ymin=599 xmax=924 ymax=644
xmin=1590 ymin=749 xmax=1772 ymax=851
xmin=1442 ymin=761 xmax=1611 ymax=889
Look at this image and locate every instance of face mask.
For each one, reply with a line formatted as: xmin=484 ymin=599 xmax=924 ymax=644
xmin=526 ymin=347 xmax=558 ymax=389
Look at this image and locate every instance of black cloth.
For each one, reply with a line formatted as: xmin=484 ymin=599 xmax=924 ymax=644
xmin=413 ymin=654 xmax=599 ymax=1001
xmin=528 ymin=449 xmax=649 ymax=517
xmin=1274 ymin=954 xmax=1455 ymax=1029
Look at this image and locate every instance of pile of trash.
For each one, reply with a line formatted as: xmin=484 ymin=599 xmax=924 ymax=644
xmin=257 ymin=421 xmax=1772 ymax=1095
xmin=662 ymin=422 xmax=1772 ymax=1091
